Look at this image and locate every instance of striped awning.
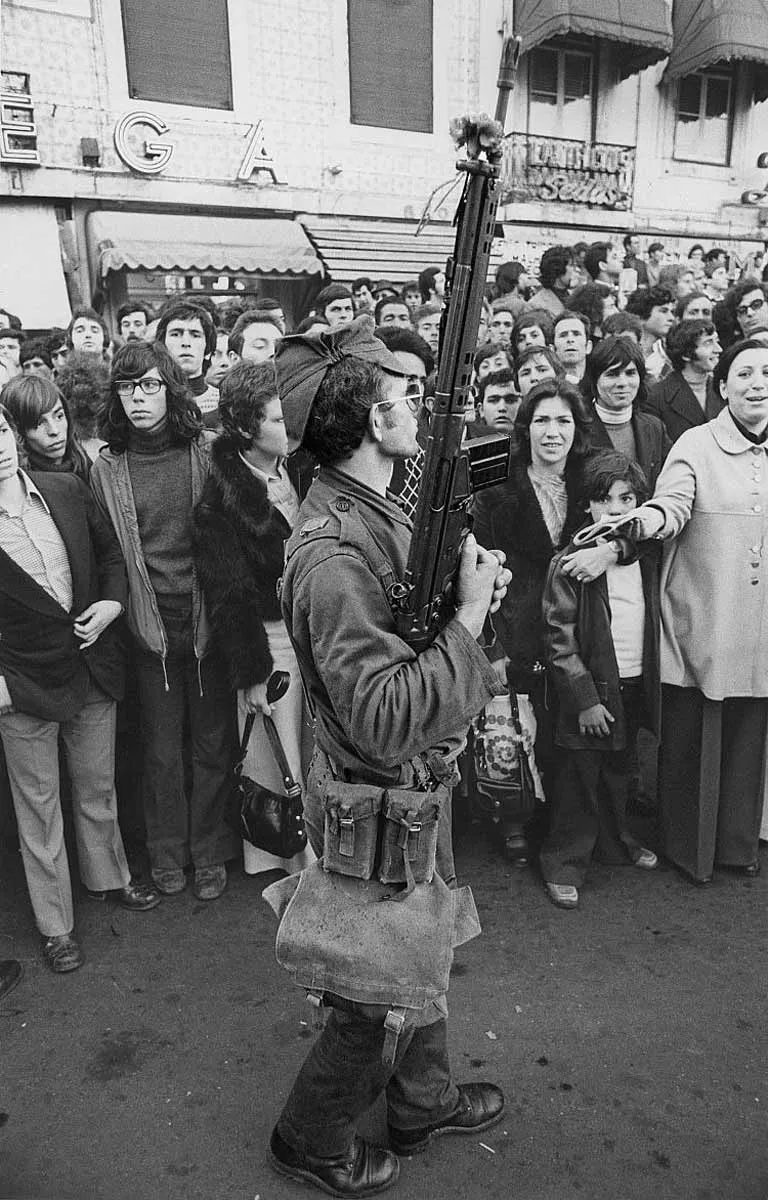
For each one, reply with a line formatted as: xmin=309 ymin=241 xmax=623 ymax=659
xmin=87 ymin=211 xmax=323 ymax=276
xmin=515 ymin=0 xmax=673 ymax=79
xmin=663 ymin=0 xmax=768 ymax=101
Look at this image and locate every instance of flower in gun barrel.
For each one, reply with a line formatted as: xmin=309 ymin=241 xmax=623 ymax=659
xmin=449 ymin=112 xmax=505 ymax=156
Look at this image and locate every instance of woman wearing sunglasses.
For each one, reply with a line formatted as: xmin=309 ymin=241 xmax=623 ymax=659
xmin=90 ymin=341 xmax=238 ymax=901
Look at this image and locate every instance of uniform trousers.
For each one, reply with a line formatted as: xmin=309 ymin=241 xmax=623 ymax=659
xmin=275 ymin=799 xmax=460 ymax=1157
xmin=0 ymin=679 xmax=129 ymax=937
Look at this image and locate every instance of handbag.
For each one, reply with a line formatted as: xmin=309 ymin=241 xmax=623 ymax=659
xmin=471 ymin=688 xmax=542 ymax=822
xmin=232 ymin=672 xmax=308 ymax=859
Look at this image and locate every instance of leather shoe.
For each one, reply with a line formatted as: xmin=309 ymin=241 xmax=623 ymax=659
xmin=503 ymin=834 xmax=529 ymax=866
xmin=42 ymin=933 xmax=84 ymax=974
xmin=269 ymin=1127 xmax=399 ymax=1197
xmin=86 ymin=883 xmax=161 ymax=911
xmin=193 ymin=864 xmax=227 ymax=901
xmin=0 ymin=959 xmax=22 ymax=1002
xmin=545 ymin=881 xmax=579 ymax=909
xmin=151 ymin=867 xmax=187 ymax=895
xmin=389 ymin=1082 xmax=505 ymax=1156
xmin=722 ymin=861 xmax=761 ymax=878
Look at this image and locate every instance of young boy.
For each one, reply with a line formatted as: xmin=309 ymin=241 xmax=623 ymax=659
xmin=539 ymin=450 xmax=660 ymax=909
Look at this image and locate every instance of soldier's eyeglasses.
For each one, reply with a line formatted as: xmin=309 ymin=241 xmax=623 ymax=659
xmin=373 ymin=387 xmax=422 ymax=416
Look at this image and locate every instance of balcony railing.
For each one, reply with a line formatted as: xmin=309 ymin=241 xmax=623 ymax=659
xmin=500 ymin=133 xmax=636 ymax=211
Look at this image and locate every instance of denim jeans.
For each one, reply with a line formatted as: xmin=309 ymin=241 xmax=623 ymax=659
xmin=540 ymin=678 xmax=644 ymax=886
xmin=276 ymin=999 xmax=460 ymax=1157
xmin=133 ymin=625 xmax=238 ymax=873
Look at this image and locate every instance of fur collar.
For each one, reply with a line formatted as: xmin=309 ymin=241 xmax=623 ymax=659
xmin=206 ymin=432 xmax=288 ymax=536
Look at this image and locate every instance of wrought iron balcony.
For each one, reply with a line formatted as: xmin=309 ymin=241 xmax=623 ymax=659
xmin=500 ymin=132 xmax=636 ymax=211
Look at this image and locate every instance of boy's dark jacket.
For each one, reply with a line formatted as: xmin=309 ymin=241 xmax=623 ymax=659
xmin=0 ymin=471 xmax=127 ymax=721
xmin=192 ymin=434 xmax=311 ymax=690
xmin=542 ymin=528 xmax=661 ymax=751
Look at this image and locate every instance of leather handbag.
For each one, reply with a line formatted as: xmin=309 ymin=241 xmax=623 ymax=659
xmin=232 ymin=672 xmax=308 ymax=859
xmin=471 ymin=688 xmax=540 ymax=822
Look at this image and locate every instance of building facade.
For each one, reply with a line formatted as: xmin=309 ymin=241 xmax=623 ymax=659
xmin=1 ymin=0 xmax=768 ymax=331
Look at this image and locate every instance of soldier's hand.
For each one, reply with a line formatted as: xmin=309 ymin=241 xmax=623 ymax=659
xmin=456 ymin=536 xmax=510 ymax=637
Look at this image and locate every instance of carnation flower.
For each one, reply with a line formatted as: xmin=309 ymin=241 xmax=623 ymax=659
xmin=449 ymin=113 xmax=504 ymax=156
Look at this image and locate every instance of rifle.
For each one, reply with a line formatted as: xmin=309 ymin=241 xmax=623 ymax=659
xmin=393 ymin=36 xmax=521 ymax=652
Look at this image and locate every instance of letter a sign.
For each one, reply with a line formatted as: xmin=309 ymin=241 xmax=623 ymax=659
xmin=238 ymin=121 xmax=286 ymax=184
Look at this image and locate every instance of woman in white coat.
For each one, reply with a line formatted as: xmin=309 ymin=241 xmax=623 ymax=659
xmin=627 ymin=338 xmax=768 ymax=882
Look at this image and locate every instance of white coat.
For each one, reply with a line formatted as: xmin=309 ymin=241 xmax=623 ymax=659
xmin=648 ymin=407 xmax=768 ymax=700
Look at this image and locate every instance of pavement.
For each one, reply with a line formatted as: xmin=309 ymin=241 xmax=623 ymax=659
xmin=0 ymin=809 xmax=766 ymax=1200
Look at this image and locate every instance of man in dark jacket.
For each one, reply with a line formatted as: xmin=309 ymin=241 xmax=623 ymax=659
xmin=0 ymin=408 xmax=159 ymax=974
xmin=643 ymin=319 xmax=724 ymax=443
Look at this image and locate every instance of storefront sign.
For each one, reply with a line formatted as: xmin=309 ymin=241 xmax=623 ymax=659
xmin=1 ymin=71 xmax=39 ymax=165
xmin=501 ymin=134 xmax=636 ymax=211
xmin=113 ymin=111 xmax=174 ymax=174
xmin=113 ymin=110 xmax=285 ymax=183
xmin=237 ymin=120 xmax=286 ymax=183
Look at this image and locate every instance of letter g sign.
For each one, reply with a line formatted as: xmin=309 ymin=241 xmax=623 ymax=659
xmin=113 ymin=111 xmax=175 ymax=175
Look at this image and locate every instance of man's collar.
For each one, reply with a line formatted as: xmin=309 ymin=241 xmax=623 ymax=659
xmin=0 ymin=470 xmax=50 ymax=516
xmin=320 ymin=465 xmax=411 ymax=525
xmin=238 ymin=451 xmax=284 ymax=482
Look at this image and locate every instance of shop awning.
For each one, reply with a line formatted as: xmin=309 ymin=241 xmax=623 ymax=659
xmin=515 ymin=0 xmax=673 ymax=79
xmin=298 ymin=215 xmax=506 ymax=287
xmin=87 ymin=211 xmax=323 ymax=276
xmin=0 ymin=202 xmax=71 ymax=328
xmin=663 ymin=0 xmax=768 ymax=101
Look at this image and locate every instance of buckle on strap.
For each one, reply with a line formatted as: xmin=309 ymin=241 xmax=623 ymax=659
xmin=382 ymin=1006 xmax=407 ymax=1067
xmin=306 ymin=989 xmax=327 ymax=1031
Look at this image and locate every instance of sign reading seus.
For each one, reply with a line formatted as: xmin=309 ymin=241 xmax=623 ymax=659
xmin=501 ymin=134 xmax=636 ymax=210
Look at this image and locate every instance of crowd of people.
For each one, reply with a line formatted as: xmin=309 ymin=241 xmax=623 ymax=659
xmin=2 ymin=233 xmax=768 ymax=1197
xmin=0 ymin=235 xmax=767 ymax=978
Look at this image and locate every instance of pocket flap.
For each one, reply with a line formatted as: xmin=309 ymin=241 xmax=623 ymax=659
xmin=262 ymin=872 xmax=300 ymax=920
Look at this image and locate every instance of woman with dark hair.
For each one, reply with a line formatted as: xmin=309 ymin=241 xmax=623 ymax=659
xmin=90 ymin=340 xmax=238 ymax=901
xmin=193 ymin=361 xmax=314 ymax=876
xmin=1 ymin=374 xmax=92 ymax=481
xmin=624 ymin=338 xmax=768 ymax=882
xmin=580 ymin=335 xmax=671 ymax=494
xmin=473 ymin=379 xmax=616 ymax=863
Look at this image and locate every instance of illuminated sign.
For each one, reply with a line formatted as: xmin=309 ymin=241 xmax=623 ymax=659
xmin=113 ymin=110 xmax=174 ymax=174
xmin=238 ymin=120 xmax=286 ymax=183
xmin=112 ymin=111 xmax=286 ymax=184
xmin=1 ymin=72 xmax=39 ymax=165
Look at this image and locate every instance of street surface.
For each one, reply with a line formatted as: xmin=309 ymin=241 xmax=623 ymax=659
xmin=0 ymin=813 xmax=766 ymax=1200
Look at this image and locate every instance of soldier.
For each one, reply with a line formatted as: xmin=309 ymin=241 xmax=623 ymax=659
xmin=267 ymin=316 xmax=510 ymax=1196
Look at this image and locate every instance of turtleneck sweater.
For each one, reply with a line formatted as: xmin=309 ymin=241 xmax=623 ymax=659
xmin=593 ymin=402 xmax=637 ymax=462
xmin=127 ymin=419 xmax=193 ymax=601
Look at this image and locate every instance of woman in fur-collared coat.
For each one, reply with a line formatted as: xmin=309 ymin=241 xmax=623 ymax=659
xmin=192 ymin=360 xmax=314 ymax=875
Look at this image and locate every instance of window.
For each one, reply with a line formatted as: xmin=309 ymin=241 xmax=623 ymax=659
xmin=348 ymin=0 xmax=432 ymax=133
xmin=528 ymin=40 xmax=595 ymax=141
xmin=121 ymin=0 xmax=233 ymax=110
xmin=674 ymin=70 xmax=733 ymax=165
